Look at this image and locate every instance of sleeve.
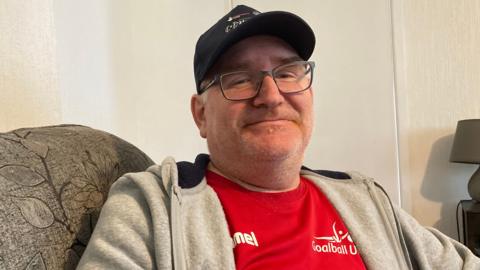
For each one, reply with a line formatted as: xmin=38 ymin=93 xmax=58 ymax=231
xmin=76 ymin=172 xmax=171 ymax=270
xmin=397 ymin=208 xmax=480 ymax=269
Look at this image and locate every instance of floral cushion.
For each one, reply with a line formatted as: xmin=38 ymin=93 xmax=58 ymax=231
xmin=0 ymin=125 xmax=154 ymax=269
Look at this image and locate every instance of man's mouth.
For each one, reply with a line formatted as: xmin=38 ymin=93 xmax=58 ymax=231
xmin=245 ymin=119 xmax=292 ymax=127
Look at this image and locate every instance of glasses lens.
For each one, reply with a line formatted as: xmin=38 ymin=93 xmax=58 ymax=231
xmin=220 ymin=71 xmax=258 ymax=100
xmin=218 ymin=61 xmax=314 ymax=100
xmin=273 ymin=61 xmax=313 ymax=93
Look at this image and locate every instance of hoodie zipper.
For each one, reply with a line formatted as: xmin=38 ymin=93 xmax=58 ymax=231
xmin=161 ymin=157 xmax=186 ymax=270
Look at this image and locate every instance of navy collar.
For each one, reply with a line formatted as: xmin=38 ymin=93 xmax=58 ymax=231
xmin=176 ymin=153 xmax=351 ymax=188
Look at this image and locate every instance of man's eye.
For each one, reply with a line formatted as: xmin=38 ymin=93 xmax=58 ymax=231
xmin=224 ymin=75 xmax=252 ymax=87
xmin=276 ymin=71 xmax=298 ymax=79
xmin=232 ymin=78 xmax=251 ymax=85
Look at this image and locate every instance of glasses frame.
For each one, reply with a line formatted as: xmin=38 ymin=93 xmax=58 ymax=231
xmin=199 ymin=60 xmax=315 ymax=101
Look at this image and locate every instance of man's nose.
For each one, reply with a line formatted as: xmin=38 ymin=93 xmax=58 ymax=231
xmin=252 ymin=75 xmax=284 ymax=107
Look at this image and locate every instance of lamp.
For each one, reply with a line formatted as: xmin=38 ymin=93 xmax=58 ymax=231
xmin=450 ymin=119 xmax=480 ymax=201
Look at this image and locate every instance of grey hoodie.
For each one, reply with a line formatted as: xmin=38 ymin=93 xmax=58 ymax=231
xmin=77 ymin=154 xmax=480 ymax=269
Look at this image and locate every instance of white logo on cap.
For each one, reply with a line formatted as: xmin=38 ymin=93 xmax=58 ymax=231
xmin=225 ymin=11 xmax=260 ymax=33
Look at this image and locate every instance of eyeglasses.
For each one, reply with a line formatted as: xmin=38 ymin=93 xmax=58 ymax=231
xmin=200 ymin=61 xmax=315 ymax=101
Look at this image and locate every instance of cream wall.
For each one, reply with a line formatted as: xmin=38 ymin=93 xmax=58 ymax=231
xmin=394 ymin=0 xmax=480 ymax=238
xmin=54 ymin=0 xmax=117 ymax=134
xmin=0 ymin=0 xmax=61 ymax=131
xmin=53 ymin=0 xmax=229 ymax=164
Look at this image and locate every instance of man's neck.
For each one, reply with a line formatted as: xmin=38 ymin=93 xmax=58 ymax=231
xmin=207 ymin=157 xmax=302 ymax=192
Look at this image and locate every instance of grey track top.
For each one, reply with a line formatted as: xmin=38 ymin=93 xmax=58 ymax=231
xmin=77 ymin=154 xmax=480 ymax=269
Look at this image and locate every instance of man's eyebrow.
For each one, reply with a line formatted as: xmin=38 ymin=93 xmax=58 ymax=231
xmin=220 ymin=63 xmax=250 ymax=72
xmin=219 ymin=56 xmax=304 ymax=73
xmin=277 ymin=56 xmax=304 ymax=64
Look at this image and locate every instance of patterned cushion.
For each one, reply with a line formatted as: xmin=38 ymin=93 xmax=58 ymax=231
xmin=0 ymin=125 xmax=154 ymax=269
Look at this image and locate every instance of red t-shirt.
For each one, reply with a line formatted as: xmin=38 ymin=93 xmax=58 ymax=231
xmin=206 ymin=170 xmax=366 ymax=270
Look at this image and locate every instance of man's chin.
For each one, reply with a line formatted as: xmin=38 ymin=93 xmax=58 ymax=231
xmin=241 ymin=140 xmax=304 ymax=162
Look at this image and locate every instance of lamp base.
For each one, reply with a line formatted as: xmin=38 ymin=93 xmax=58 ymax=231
xmin=468 ymin=165 xmax=480 ymax=202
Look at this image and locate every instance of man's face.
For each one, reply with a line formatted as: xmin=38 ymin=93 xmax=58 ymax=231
xmin=191 ymin=35 xmax=314 ymax=165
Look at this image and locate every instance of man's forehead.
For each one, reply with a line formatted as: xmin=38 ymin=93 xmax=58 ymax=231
xmin=217 ymin=56 xmax=303 ymax=73
xmin=212 ymin=35 xmax=302 ymax=72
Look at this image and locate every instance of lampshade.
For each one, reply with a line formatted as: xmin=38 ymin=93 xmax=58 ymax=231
xmin=450 ymin=119 xmax=480 ymax=164
xmin=450 ymin=119 xmax=480 ymax=201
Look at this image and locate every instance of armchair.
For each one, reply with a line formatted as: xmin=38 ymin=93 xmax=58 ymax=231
xmin=0 ymin=125 xmax=154 ymax=269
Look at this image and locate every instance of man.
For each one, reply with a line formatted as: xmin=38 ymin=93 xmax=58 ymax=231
xmin=78 ymin=5 xmax=480 ymax=269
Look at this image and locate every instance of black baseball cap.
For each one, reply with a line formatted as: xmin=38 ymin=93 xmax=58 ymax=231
xmin=193 ymin=5 xmax=316 ymax=93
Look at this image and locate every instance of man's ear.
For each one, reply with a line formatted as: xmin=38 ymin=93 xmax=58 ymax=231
xmin=191 ymin=94 xmax=207 ymax=138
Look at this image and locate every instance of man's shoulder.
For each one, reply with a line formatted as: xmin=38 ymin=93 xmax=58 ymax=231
xmin=111 ymin=165 xmax=165 ymax=194
xmin=114 ymin=154 xmax=209 ymax=191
